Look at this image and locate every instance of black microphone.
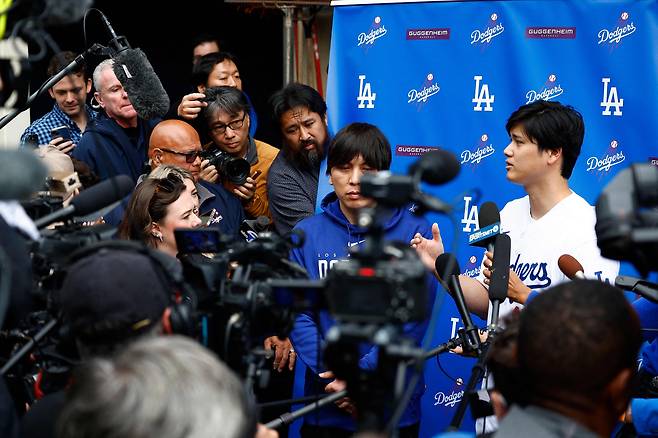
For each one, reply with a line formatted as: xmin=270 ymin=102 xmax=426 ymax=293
xmin=98 ymin=11 xmax=170 ymax=120
xmin=468 ymin=201 xmax=500 ymax=252
xmin=435 ymin=253 xmax=480 ymax=351
xmin=488 ymin=233 xmax=511 ymax=328
xmin=0 ymin=149 xmax=48 ymax=200
xmin=34 ymin=175 xmax=133 ymax=229
xmin=616 ymin=275 xmax=658 ymax=303
xmin=409 ymin=148 xmax=461 ymax=185
xmin=240 ymin=216 xmax=271 ymax=242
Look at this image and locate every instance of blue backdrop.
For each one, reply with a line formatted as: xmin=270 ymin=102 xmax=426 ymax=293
xmin=316 ymin=0 xmax=658 ymax=436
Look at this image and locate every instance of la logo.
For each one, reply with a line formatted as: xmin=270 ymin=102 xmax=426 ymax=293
xmin=601 ymin=78 xmax=623 ymax=116
xmin=472 ymin=75 xmax=494 ymax=112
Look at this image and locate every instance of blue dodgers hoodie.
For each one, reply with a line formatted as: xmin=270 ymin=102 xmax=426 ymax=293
xmin=289 ymin=192 xmax=437 ymax=430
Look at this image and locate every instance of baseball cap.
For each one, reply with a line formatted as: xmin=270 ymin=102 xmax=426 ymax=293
xmin=59 ymin=247 xmax=171 ymax=342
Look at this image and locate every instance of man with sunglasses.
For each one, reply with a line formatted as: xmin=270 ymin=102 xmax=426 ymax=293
xmin=147 ymin=119 xmax=245 ymax=239
xmin=202 ymin=86 xmax=278 ymax=219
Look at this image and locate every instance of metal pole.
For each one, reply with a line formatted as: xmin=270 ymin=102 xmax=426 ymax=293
xmin=282 ymin=6 xmax=295 ymax=86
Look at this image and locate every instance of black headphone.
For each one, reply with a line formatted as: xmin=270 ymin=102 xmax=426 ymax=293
xmin=63 ymin=240 xmax=198 ymax=338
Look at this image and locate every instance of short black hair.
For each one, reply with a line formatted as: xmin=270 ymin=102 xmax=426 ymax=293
xmin=190 ymin=33 xmax=223 ymax=52
xmin=519 ymin=280 xmax=641 ymax=403
xmin=327 ymin=123 xmax=391 ymax=174
xmin=270 ymin=82 xmax=327 ymax=124
xmin=202 ymin=86 xmax=251 ymax=124
xmin=191 ymin=52 xmax=240 ymax=88
xmin=505 ymin=100 xmax=584 ymax=179
xmin=48 ymin=51 xmax=88 ymax=80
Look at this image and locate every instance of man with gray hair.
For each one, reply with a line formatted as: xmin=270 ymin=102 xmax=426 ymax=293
xmin=57 ymin=336 xmax=278 ymax=438
xmin=72 ymin=59 xmax=161 ymax=183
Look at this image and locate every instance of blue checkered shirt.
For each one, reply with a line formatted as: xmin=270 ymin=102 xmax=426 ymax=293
xmin=20 ymin=103 xmax=98 ymax=147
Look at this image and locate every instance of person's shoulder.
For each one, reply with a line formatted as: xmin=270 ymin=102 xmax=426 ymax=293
xmin=200 ymin=180 xmax=240 ymax=206
xmin=254 ymin=139 xmax=279 ymax=161
xmin=294 ymin=211 xmax=328 ymax=231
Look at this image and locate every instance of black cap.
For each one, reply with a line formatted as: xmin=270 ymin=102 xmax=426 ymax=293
xmin=59 ymin=248 xmax=170 ymax=342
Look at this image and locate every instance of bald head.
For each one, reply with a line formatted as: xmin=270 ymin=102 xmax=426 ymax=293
xmin=149 ymin=120 xmax=203 ymax=181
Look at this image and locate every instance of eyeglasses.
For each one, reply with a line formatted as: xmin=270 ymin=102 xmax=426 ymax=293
xmin=210 ymin=113 xmax=246 ymax=136
xmin=158 ymin=148 xmax=201 ymax=163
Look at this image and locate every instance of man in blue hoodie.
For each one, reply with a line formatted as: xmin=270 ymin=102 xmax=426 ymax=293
xmin=289 ymin=122 xmax=435 ymax=438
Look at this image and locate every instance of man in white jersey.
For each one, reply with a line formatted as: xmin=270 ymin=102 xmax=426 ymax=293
xmin=412 ymin=100 xmax=619 ymax=319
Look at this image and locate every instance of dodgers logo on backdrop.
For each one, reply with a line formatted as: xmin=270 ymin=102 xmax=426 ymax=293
xmin=586 ymin=139 xmax=626 ymax=175
xmin=463 ymin=255 xmax=482 ymax=278
xmin=526 ymin=74 xmax=563 ymax=104
xmin=601 ymin=78 xmax=623 ymax=116
xmin=598 ymin=11 xmax=636 ymax=45
xmin=461 ymin=196 xmax=479 ymax=233
xmin=357 ymin=75 xmax=376 ymax=109
xmin=357 ymin=16 xmax=388 ymax=47
xmin=434 ymin=389 xmax=465 ymax=408
xmin=461 ymin=134 xmax=496 ymax=168
xmin=471 ymin=12 xmax=504 ymax=45
xmin=407 ymin=73 xmax=441 ymax=108
xmin=472 ymin=76 xmax=494 ymax=111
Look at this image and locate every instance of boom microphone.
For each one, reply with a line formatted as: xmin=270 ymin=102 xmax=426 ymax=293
xmin=34 ymin=175 xmax=133 ymax=229
xmin=98 ymin=11 xmax=170 ymax=120
xmin=409 ymin=148 xmax=461 ymax=185
xmin=558 ymin=254 xmax=585 ymax=280
xmin=113 ymin=49 xmax=171 ymax=120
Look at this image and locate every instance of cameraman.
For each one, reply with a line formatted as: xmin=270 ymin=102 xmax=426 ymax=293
xmin=289 ymin=123 xmax=436 ymax=437
xmin=21 ymin=247 xmax=173 ymax=438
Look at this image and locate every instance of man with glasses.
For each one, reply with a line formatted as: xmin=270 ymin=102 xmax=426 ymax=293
xmin=202 ymin=86 xmax=278 ymax=219
xmin=147 ymin=119 xmax=244 ymax=239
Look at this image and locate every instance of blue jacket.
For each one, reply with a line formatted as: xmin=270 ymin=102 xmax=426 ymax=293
xmin=72 ymin=112 xmax=160 ymax=183
xmin=289 ymin=192 xmax=436 ymax=430
xmin=198 ymin=180 xmax=245 ymax=240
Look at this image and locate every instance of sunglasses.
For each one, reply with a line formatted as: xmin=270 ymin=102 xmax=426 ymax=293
xmin=159 ymin=148 xmax=201 ymax=163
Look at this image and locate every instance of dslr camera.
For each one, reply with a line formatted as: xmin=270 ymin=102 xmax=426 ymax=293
xmin=200 ymin=145 xmax=251 ymax=185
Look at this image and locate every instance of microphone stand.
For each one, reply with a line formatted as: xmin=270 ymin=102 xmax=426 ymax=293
xmin=0 ymin=43 xmax=109 ymax=130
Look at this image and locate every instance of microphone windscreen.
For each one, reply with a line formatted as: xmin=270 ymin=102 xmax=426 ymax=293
xmin=478 ymin=201 xmax=500 ymax=228
xmin=0 ymin=149 xmax=48 ymax=200
xmin=113 ymin=49 xmax=170 ymax=120
xmin=558 ymin=254 xmax=585 ymax=280
xmin=489 ymin=233 xmax=511 ymax=301
xmin=435 ymin=253 xmax=461 ymax=281
xmin=71 ymin=175 xmax=133 ymax=216
xmin=409 ymin=149 xmax=460 ymax=185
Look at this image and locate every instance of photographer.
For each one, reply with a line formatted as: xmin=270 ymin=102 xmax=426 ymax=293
xmin=289 ymin=123 xmax=436 ymax=437
xmin=201 ymin=86 xmax=278 ymax=219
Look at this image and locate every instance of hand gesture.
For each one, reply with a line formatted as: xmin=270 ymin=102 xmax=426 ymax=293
xmin=263 ymin=336 xmax=296 ymax=372
xmin=410 ymin=222 xmax=444 ymax=273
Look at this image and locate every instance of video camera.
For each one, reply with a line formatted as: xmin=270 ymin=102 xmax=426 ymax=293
xmin=596 ymin=163 xmax=658 ymax=276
